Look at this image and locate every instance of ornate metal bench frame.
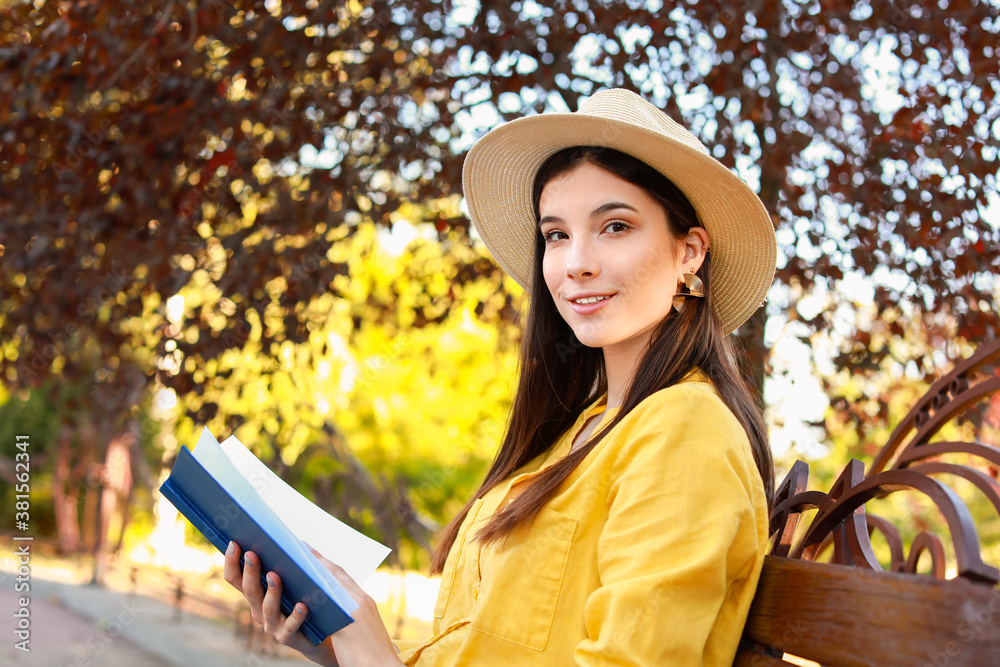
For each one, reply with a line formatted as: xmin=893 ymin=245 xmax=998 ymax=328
xmin=737 ymin=339 xmax=1000 ymax=666
xmin=769 ymin=338 xmax=1000 ymax=584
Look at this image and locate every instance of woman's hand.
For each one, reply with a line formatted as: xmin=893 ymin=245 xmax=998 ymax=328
xmin=306 ymin=546 xmax=403 ymax=667
xmin=223 ymin=541 xmax=338 ymax=666
xmin=222 ymin=541 xmax=403 ymax=667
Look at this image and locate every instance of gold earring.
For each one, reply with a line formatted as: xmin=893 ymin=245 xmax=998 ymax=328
xmin=683 ymin=269 xmax=704 ymax=298
xmin=672 ymin=269 xmax=704 ymax=314
xmin=672 ymin=283 xmax=687 ymax=313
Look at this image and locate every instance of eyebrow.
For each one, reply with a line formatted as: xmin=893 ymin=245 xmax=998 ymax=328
xmin=538 ymin=201 xmax=639 ymax=227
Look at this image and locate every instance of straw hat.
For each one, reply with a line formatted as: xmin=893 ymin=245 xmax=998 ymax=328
xmin=462 ymin=88 xmax=776 ymax=334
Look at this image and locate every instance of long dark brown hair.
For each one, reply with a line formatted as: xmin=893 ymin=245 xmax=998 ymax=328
xmin=431 ymin=146 xmax=773 ymax=573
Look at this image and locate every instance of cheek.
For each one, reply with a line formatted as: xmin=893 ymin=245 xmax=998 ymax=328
xmin=541 ymin=250 xmax=562 ymax=297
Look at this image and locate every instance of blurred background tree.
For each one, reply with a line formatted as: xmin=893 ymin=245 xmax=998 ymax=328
xmin=1 ymin=0 xmax=998 ymax=575
xmin=162 ymin=216 xmax=517 ymax=568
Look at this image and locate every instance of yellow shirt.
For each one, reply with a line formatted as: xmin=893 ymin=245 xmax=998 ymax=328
xmin=398 ymin=373 xmax=768 ymax=666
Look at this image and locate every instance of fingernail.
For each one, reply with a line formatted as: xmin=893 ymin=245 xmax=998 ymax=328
xmin=226 ymin=542 xmax=234 ymax=556
xmin=295 ymin=605 xmax=305 ymax=615
xmin=246 ymin=552 xmax=254 ymax=566
xmin=266 ymin=573 xmax=275 ymax=587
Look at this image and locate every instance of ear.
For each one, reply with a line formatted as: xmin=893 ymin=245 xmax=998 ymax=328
xmin=680 ymin=227 xmax=710 ymax=272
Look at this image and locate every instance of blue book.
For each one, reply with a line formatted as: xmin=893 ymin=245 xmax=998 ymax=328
xmin=159 ymin=428 xmax=391 ymax=646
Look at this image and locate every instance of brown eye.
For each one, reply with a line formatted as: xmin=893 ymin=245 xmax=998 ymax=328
xmin=605 ymin=221 xmax=629 ymax=234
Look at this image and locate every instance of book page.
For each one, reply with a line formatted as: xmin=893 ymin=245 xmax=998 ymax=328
xmin=191 ymin=428 xmax=359 ymax=614
xmin=218 ymin=435 xmax=392 ymax=587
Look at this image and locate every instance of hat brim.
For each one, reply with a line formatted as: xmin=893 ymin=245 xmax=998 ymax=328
xmin=462 ymin=110 xmax=776 ymax=334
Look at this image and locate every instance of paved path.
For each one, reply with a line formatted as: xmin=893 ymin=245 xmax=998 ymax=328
xmin=0 ymin=580 xmax=173 ymax=667
xmin=0 ymin=572 xmax=308 ymax=667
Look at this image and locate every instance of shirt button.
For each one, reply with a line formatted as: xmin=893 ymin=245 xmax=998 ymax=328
xmin=472 ymin=585 xmax=479 ymax=601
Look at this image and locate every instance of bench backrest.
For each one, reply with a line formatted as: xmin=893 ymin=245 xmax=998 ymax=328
xmin=736 ymin=556 xmax=1000 ymax=666
xmin=738 ymin=340 xmax=1000 ymax=666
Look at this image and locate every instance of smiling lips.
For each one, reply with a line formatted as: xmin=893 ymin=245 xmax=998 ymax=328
xmin=568 ymin=293 xmax=615 ymax=314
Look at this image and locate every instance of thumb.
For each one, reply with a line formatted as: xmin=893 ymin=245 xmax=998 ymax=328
xmin=304 ymin=543 xmax=365 ymax=598
xmin=304 ymin=542 xmax=350 ymax=579
xmin=303 ymin=541 xmax=337 ymax=569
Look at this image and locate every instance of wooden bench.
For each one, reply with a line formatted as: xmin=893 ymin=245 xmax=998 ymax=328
xmin=736 ymin=340 xmax=1000 ymax=666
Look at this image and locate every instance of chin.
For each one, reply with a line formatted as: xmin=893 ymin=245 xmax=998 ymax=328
xmin=569 ymin=331 xmax=613 ymax=349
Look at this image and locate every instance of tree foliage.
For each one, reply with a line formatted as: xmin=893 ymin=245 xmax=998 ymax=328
xmin=164 ymin=219 xmax=517 ymax=566
xmin=2 ymin=0 xmax=501 ymax=419
xmin=5 ymin=0 xmax=999 ymax=403
xmin=2 ymin=0 xmax=999 ymax=559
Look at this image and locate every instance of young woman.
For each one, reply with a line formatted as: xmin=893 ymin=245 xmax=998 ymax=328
xmin=224 ymin=88 xmax=777 ymax=666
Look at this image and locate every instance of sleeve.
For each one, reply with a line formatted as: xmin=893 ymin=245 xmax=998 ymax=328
xmin=574 ymin=384 xmax=766 ymax=666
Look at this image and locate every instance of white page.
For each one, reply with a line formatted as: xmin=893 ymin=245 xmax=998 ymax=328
xmin=218 ymin=435 xmax=392 ymax=586
xmin=190 ymin=428 xmax=359 ymax=615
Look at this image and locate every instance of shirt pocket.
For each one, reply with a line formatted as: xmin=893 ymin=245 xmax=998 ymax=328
xmin=434 ymin=498 xmax=484 ymax=622
xmin=472 ymin=507 xmax=578 ymax=651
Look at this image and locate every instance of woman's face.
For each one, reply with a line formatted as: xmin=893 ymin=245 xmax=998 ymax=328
xmin=539 ymin=162 xmax=704 ymax=367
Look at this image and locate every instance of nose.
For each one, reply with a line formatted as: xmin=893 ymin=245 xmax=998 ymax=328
xmin=564 ymin=236 xmax=599 ymax=281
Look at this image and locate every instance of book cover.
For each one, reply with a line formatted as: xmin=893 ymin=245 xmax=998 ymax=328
xmin=158 ymin=428 xmax=391 ymax=645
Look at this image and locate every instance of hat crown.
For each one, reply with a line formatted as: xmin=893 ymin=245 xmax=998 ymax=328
xmin=578 ymin=89 xmax=710 ymax=156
